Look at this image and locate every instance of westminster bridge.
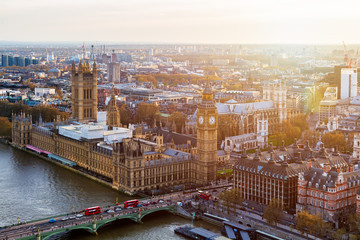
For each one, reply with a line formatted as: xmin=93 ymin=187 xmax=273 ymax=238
xmin=0 ymin=203 xmax=177 ymax=240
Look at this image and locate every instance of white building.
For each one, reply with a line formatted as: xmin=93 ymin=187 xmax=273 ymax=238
xmin=222 ymin=133 xmax=258 ymax=153
xmin=257 ymin=115 xmax=268 ymax=148
xmin=353 ymin=133 xmax=360 ymax=160
xmin=263 ymin=84 xmax=287 ymax=121
xmin=35 ymin=88 xmax=56 ymax=97
xmin=270 ymin=54 xmax=278 ymax=67
xmin=212 ymin=59 xmax=229 ymax=66
xmin=107 ymin=62 xmax=121 ymax=83
xmin=340 ymin=68 xmax=357 ymax=99
xmin=58 ymin=123 xmax=132 ymax=144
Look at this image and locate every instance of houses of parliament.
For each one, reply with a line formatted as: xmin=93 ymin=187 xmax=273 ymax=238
xmin=12 ymin=61 xmax=219 ymax=195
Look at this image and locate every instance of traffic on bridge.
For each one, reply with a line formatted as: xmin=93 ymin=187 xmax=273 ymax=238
xmin=0 ymin=197 xmax=176 ymax=240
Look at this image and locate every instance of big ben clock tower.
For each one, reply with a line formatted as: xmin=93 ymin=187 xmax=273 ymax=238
xmin=197 ymin=84 xmax=218 ymax=185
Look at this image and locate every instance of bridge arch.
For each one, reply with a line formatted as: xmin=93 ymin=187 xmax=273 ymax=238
xmin=96 ymin=214 xmax=138 ymax=232
xmin=42 ymin=226 xmax=94 ymax=240
xmin=139 ymin=205 xmax=175 ymax=220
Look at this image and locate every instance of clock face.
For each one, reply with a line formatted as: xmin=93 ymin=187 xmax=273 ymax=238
xmin=209 ymin=116 xmax=216 ymax=125
xmin=198 ymin=116 xmax=204 ymax=124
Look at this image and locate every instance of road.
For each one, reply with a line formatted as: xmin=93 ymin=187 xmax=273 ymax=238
xmin=0 ymin=184 xmax=232 ymax=240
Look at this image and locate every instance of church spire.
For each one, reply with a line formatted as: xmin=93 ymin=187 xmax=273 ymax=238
xmin=106 ymin=84 xmax=121 ymax=130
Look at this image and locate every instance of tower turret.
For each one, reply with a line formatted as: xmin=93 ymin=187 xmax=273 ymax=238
xmin=106 ymin=85 xmax=121 ymax=130
xmin=71 ymin=59 xmax=97 ymax=122
xmin=196 ymin=83 xmax=218 ymax=185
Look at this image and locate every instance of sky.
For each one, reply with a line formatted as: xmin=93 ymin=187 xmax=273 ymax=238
xmin=2 ymin=0 xmax=360 ymax=44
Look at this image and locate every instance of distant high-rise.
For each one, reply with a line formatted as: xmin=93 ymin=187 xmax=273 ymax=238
xmin=14 ymin=56 xmax=25 ymax=67
xmin=270 ymin=54 xmax=278 ymax=67
xmin=1 ymin=55 xmax=8 ymax=67
xmin=8 ymin=55 xmax=14 ymax=66
xmin=2 ymin=55 xmax=38 ymax=67
xmin=108 ymin=62 xmax=121 ymax=83
xmin=25 ymin=58 xmax=32 ymax=66
xmin=107 ymin=54 xmax=121 ymax=83
xmin=340 ymin=68 xmax=357 ymax=99
xmin=149 ymin=48 xmax=154 ymax=56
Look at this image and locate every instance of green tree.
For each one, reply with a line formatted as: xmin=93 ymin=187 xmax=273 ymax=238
xmin=332 ymin=228 xmax=346 ymax=240
xmin=322 ymin=131 xmax=347 ymax=152
xmin=119 ymin=104 xmax=133 ymax=126
xmin=290 ymin=113 xmax=309 ymax=132
xmin=218 ymin=115 xmax=237 ymax=141
xmin=218 ymin=189 xmax=243 ymax=215
xmin=347 ymin=213 xmax=360 ymax=238
xmin=0 ymin=117 xmax=12 ymax=136
xmin=295 ymin=210 xmax=330 ymax=239
xmin=170 ymin=111 xmax=186 ymax=133
xmin=135 ymin=103 xmax=159 ymax=126
xmin=263 ymin=198 xmax=284 ymax=228
xmin=302 ymin=130 xmax=320 ymax=147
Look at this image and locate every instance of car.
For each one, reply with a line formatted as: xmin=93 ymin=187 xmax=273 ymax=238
xmin=150 ymin=201 xmax=157 ymax=205
xmin=127 ymin=206 xmax=133 ymax=209
xmin=240 ymin=207 xmax=246 ymax=211
xmin=114 ymin=207 xmax=122 ymax=212
xmin=61 ymin=217 xmax=68 ymax=221
xmin=76 ymin=214 xmax=83 ymax=218
xmin=107 ymin=209 xmax=114 ymax=213
xmin=238 ymin=220 xmax=243 ymax=225
xmin=246 ymin=224 xmax=252 ymax=228
xmin=142 ymin=202 xmax=150 ymax=206
xmin=243 ymin=202 xmax=248 ymax=206
xmin=158 ymin=199 xmax=164 ymax=203
xmin=48 ymin=219 xmax=56 ymax=223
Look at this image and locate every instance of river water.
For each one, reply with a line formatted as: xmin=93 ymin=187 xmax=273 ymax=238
xmin=0 ymin=144 xmax=218 ymax=239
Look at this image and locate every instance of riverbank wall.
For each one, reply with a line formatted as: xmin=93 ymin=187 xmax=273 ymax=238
xmin=8 ymin=142 xmax=119 ymax=192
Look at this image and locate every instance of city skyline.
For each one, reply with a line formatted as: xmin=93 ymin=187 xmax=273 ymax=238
xmin=3 ymin=0 xmax=360 ymax=44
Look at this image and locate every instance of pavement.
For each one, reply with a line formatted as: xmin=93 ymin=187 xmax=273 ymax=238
xmin=0 ymin=184 xmax=232 ymax=240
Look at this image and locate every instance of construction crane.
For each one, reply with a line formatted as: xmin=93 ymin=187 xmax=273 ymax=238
xmin=343 ymin=41 xmax=349 ymax=65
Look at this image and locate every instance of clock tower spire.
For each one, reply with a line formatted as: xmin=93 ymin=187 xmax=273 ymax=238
xmin=196 ymin=83 xmax=218 ymax=185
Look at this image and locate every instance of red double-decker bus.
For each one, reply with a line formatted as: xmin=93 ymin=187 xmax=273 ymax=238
xmin=124 ymin=199 xmax=139 ymax=208
xmin=84 ymin=206 xmax=101 ymax=216
xmin=198 ymin=191 xmax=211 ymax=200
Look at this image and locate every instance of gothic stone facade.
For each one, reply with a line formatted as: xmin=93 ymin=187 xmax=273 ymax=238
xmin=12 ymin=86 xmax=218 ymax=194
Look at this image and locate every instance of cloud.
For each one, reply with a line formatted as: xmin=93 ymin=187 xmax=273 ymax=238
xmin=2 ymin=0 xmax=360 ymax=43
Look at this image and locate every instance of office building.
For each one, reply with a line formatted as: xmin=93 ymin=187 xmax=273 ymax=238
xmin=340 ymin=68 xmax=357 ymax=99
xmin=1 ymin=55 xmax=8 ymax=67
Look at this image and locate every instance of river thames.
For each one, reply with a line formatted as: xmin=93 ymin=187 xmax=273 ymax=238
xmin=0 ymin=143 xmax=217 ymax=239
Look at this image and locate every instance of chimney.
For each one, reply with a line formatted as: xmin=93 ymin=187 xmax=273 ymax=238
xmin=294 ymin=152 xmax=302 ymax=162
xmin=307 ymin=160 xmax=312 ymax=169
xmin=349 ymin=164 xmax=354 ymax=172
xmin=324 ymin=164 xmax=331 ymax=173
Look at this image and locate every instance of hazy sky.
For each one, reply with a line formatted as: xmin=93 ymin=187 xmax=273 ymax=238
xmin=2 ymin=0 xmax=360 ymax=44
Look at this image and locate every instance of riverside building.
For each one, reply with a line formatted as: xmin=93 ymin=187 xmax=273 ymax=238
xmin=233 ymin=142 xmax=349 ymax=213
xmin=12 ymin=61 xmax=219 ymax=195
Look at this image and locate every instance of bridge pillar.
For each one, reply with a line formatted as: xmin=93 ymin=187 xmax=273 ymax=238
xmin=137 ymin=209 xmax=142 ymax=224
xmin=37 ymin=227 xmax=41 ymax=240
xmin=93 ymin=220 xmax=98 ymax=235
